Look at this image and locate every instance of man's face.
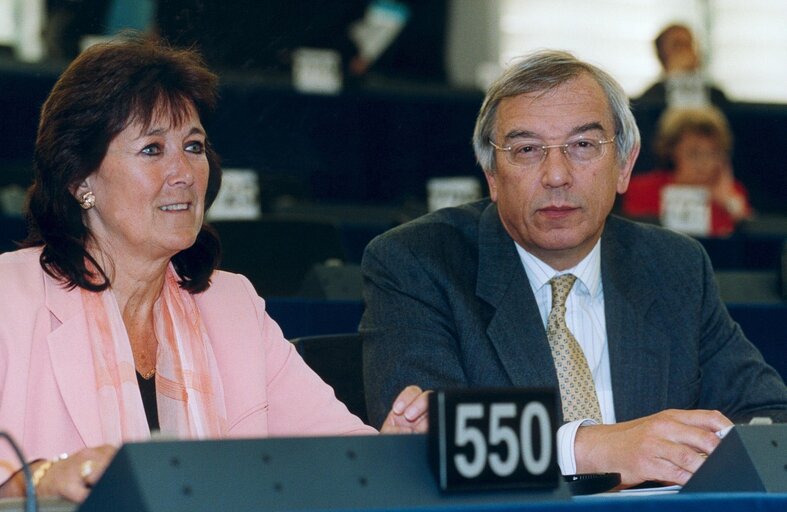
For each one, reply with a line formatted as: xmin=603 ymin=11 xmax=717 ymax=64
xmin=485 ymin=74 xmax=637 ymax=270
xmin=661 ymin=27 xmax=700 ymax=73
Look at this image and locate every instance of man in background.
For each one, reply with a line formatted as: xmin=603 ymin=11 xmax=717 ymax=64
xmin=637 ymin=23 xmax=728 ymax=109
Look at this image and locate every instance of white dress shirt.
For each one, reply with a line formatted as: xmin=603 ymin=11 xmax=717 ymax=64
xmin=515 ymin=240 xmax=616 ymax=475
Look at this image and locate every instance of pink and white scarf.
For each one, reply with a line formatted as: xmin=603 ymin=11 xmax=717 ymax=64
xmin=81 ymin=265 xmax=227 ymax=443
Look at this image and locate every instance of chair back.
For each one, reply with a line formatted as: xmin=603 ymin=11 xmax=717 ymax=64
xmin=212 ymin=217 xmax=345 ymax=297
xmin=0 ymin=214 xmax=26 ymax=253
xmin=291 ymin=333 xmax=367 ymax=424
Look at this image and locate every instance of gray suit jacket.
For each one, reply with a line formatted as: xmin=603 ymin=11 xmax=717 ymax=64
xmin=360 ymin=199 xmax=787 ymax=427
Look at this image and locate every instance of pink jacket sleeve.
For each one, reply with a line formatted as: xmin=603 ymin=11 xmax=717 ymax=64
xmin=198 ymin=272 xmax=376 ymax=437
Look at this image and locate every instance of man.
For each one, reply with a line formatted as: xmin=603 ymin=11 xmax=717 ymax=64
xmin=637 ymin=23 xmax=728 ymax=109
xmin=360 ymin=50 xmax=787 ymax=487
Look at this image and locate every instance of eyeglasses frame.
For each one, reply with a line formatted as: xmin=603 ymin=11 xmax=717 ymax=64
xmin=488 ymin=135 xmax=617 ymax=168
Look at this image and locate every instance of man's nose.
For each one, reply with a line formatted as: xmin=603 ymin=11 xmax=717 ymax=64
xmin=541 ymin=148 xmax=573 ymax=188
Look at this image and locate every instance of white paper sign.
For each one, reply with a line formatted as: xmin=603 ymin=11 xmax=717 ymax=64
xmin=665 ymin=73 xmax=711 ymax=108
xmin=349 ymin=0 xmax=410 ymax=63
xmin=660 ymin=184 xmax=710 ymax=236
xmin=292 ymin=48 xmax=343 ymax=95
xmin=206 ymin=168 xmax=261 ymax=221
xmin=427 ymin=177 xmax=481 ymax=212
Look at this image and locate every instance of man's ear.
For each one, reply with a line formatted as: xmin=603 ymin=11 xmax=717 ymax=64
xmin=484 ymin=171 xmax=498 ymax=202
xmin=616 ymin=144 xmax=640 ymax=195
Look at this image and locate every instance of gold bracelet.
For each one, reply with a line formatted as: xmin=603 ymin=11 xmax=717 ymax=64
xmin=30 ymin=453 xmax=68 ymax=490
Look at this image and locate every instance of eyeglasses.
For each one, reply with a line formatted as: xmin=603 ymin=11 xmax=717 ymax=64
xmin=489 ymin=135 xmax=617 ymax=169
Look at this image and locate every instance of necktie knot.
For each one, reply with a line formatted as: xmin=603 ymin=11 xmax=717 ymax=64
xmin=550 ymin=274 xmax=577 ymax=310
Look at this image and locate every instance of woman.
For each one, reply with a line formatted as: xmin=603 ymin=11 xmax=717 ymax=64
xmin=622 ymin=106 xmax=751 ymax=236
xmin=0 ymin=36 xmax=428 ymax=503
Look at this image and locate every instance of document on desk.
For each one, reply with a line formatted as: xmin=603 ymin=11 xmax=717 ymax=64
xmin=576 ymin=485 xmax=681 ymax=498
xmin=617 ymin=485 xmax=681 ymax=496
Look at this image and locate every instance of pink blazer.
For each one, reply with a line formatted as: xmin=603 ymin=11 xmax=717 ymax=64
xmin=0 ymin=248 xmax=374 ymax=479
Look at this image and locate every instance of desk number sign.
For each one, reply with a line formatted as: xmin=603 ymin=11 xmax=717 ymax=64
xmin=428 ymin=388 xmax=559 ymax=492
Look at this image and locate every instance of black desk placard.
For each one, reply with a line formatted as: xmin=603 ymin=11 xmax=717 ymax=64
xmin=682 ymin=424 xmax=787 ymax=493
xmin=78 ymin=433 xmax=569 ymax=512
xmin=428 ymin=388 xmax=560 ymax=492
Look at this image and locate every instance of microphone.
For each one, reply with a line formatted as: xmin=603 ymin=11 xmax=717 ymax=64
xmin=0 ymin=431 xmax=36 ymax=512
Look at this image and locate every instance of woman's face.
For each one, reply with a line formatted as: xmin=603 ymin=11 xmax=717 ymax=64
xmin=78 ymin=102 xmax=210 ymax=265
xmin=672 ymin=131 xmax=726 ymax=186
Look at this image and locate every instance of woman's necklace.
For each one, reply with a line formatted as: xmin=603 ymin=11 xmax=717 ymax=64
xmin=134 ymin=335 xmax=158 ymax=380
xmin=139 ymin=367 xmax=156 ymax=380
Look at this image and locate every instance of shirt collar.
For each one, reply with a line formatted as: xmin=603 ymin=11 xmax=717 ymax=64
xmin=515 ymin=240 xmax=603 ymax=299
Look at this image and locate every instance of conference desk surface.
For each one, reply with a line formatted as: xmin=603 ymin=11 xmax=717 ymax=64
xmin=2 ymin=492 xmax=787 ymax=512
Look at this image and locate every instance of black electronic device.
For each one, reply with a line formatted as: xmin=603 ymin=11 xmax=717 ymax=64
xmin=681 ymin=424 xmax=787 ymax=493
xmin=78 ymin=433 xmax=569 ymax=512
xmin=428 ymin=388 xmax=560 ymax=492
xmin=563 ymin=473 xmax=621 ymax=495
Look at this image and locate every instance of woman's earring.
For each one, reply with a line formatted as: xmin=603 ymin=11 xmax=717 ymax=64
xmin=79 ymin=191 xmax=96 ymax=210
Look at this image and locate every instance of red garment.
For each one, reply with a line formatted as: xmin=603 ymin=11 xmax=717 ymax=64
xmin=622 ymin=170 xmax=750 ymax=237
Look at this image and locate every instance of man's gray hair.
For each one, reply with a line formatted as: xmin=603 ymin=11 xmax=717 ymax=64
xmin=472 ymin=50 xmax=640 ymax=173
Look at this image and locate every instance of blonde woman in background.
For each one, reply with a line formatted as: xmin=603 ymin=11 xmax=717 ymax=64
xmin=622 ymin=106 xmax=752 ymax=236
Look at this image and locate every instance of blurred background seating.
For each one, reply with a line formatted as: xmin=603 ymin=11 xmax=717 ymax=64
xmin=212 ymin=217 xmax=346 ymax=297
xmin=725 ymin=303 xmax=787 ymax=381
xmin=0 ymin=213 xmax=25 ymax=253
xmin=266 ymin=298 xmax=787 ymax=380
xmin=266 ymin=297 xmax=364 ymax=340
xmin=268 ymin=296 xmax=787 ymax=383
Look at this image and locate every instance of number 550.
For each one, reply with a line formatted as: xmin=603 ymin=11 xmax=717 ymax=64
xmin=453 ymin=402 xmax=552 ymax=478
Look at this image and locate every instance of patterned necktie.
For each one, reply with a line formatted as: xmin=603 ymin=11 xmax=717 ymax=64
xmin=546 ymin=274 xmax=602 ymax=423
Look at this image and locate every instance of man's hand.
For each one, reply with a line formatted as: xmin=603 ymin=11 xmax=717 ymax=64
xmin=380 ymin=385 xmax=430 ymax=434
xmin=574 ymin=409 xmax=733 ymax=487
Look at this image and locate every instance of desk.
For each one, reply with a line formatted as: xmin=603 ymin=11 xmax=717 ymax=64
xmin=716 ymin=270 xmax=782 ymax=303
xmin=2 ymin=492 xmax=787 ymax=512
xmin=0 ymin=498 xmax=73 ymax=511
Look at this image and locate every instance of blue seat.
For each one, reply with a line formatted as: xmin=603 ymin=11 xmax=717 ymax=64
xmin=265 ymin=298 xmax=787 ymax=393
xmin=265 ymin=297 xmax=363 ymax=339
xmin=728 ymin=302 xmax=787 ymax=381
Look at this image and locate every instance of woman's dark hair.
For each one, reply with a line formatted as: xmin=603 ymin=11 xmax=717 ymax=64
xmin=24 ymin=34 xmax=222 ymax=293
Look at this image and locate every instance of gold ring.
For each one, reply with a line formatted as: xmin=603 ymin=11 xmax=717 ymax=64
xmin=80 ymin=460 xmax=95 ymax=480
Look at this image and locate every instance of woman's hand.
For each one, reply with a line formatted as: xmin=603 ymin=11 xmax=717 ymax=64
xmin=35 ymin=445 xmax=116 ymax=503
xmin=710 ymin=160 xmax=749 ymax=221
xmin=380 ymin=385 xmax=431 ymax=434
xmin=708 ymin=160 xmax=735 ymax=203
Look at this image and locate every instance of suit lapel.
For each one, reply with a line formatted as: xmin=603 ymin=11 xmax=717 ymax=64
xmin=476 ymin=204 xmax=558 ymax=389
xmin=602 ymin=218 xmax=673 ymax=421
xmin=45 ymin=276 xmax=104 ymax=447
xmin=472 ymin=212 xmax=675 ymax=421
